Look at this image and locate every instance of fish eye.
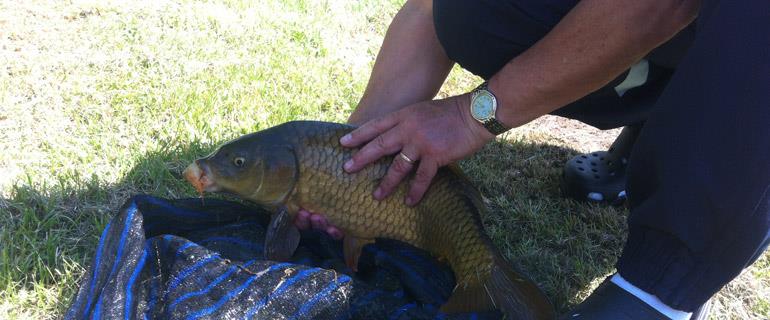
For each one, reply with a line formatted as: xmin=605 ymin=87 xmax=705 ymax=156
xmin=233 ymin=157 xmax=245 ymax=167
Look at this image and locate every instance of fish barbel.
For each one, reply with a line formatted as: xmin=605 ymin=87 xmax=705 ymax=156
xmin=183 ymin=121 xmax=554 ymax=319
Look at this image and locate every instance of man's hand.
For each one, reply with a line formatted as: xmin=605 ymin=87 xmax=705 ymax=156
xmin=294 ymin=95 xmax=494 ymax=239
xmin=293 ymin=209 xmax=344 ymax=240
xmin=341 ymin=94 xmax=494 ymax=205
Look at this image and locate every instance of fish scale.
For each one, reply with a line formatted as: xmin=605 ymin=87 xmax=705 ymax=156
xmin=285 ymin=122 xmax=496 ymax=287
xmin=185 ymin=121 xmax=554 ymax=319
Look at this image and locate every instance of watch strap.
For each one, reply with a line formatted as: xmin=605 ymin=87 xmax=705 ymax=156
xmin=474 ymin=82 xmax=489 ymax=92
xmin=483 ymin=118 xmax=509 ymax=135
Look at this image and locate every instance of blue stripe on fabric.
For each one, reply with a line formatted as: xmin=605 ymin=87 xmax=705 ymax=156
xmin=167 ymin=254 xmax=220 ymax=292
xmin=141 ymin=195 xmax=211 ymax=219
xmin=243 ymin=268 xmax=323 ymax=319
xmin=175 ymin=242 xmax=199 ymax=257
xmin=93 ymin=203 xmax=137 ymax=319
xmin=144 ymin=245 xmax=160 ymax=320
xmin=470 ymin=313 xmax=478 ymax=320
xmin=124 ymin=246 xmax=148 ymax=320
xmin=389 ymin=303 xmax=417 ymax=320
xmin=82 ymin=221 xmax=111 ymax=316
xmin=168 ymin=259 xmax=257 ymax=312
xmin=199 ymin=236 xmax=263 ymax=253
xmin=289 ymin=275 xmax=352 ymax=320
xmin=185 ymin=262 xmax=293 ymax=320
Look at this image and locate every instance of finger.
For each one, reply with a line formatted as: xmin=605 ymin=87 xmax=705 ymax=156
xmin=310 ymin=213 xmax=329 ymax=231
xmin=405 ymin=161 xmax=438 ymax=206
xmin=294 ymin=209 xmax=312 ymax=230
xmin=340 ymin=114 xmax=399 ymax=147
xmin=374 ymin=147 xmax=418 ymax=200
xmin=326 ymin=226 xmax=344 ymax=240
xmin=344 ymin=129 xmax=401 ymax=173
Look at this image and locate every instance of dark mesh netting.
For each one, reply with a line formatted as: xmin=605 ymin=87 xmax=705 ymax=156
xmin=65 ymin=195 xmax=501 ymax=319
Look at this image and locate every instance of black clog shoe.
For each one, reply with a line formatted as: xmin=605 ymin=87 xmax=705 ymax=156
xmin=561 ymin=123 xmax=643 ymax=204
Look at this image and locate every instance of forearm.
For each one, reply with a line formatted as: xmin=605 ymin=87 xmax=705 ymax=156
xmin=491 ymin=0 xmax=700 ymax=128
xmin=349 ymin=0 xmax=453 ymax=126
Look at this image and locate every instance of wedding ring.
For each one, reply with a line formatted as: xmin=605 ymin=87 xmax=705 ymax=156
xmin=398 ymin=152 xmax=416 ymax=164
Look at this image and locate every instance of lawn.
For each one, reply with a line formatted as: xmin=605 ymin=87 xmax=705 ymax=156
xmin=1 ymin=0 xmax=768 ymax=319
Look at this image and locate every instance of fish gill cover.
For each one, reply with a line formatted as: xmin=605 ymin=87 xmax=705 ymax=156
xmin=64 ymin=195 xmax=501 ymax=319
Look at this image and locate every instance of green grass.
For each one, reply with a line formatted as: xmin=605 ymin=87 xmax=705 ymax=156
xmin=0 ymin=0 xmax=767 ymax=319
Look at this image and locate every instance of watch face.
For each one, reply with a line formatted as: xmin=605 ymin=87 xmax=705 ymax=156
xmin=471 ymin=90 xmax=496 ymax=120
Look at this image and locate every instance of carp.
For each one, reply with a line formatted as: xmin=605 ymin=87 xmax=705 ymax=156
xmin=183 ymin=120 xmax=554 ymax=319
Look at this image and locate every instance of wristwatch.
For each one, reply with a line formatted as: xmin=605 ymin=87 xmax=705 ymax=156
xmin=469 ymin=82 xmax=509 ymax=135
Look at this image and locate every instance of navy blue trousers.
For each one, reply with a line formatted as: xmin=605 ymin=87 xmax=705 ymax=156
xmin=434 ymin=0 xmax=770 ymax=311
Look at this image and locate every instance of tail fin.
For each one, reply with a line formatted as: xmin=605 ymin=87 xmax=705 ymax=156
xmin=440 ymin=255 xmax=555 ymax=319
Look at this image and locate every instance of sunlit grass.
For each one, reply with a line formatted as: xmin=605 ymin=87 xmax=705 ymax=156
xmin=1 ymin=0 xmax=767 ymax=319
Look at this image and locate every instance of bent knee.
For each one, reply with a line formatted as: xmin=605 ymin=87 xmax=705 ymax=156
xmin=432 ymin=0 xmax=547 ymax=78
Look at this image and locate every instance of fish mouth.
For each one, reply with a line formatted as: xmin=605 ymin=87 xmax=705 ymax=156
xmin=183 ymin=160 xmax=221 ymax=194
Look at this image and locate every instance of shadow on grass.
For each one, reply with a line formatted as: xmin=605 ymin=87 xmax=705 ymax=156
xmin=0 ymin=139 xmax=222 ymax=316
xmin=1 ymin=136 xmax=627 ymax=316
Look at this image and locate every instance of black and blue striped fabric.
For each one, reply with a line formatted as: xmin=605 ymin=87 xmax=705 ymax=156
xmin=65 ymin=195 xmax=501 ymax=319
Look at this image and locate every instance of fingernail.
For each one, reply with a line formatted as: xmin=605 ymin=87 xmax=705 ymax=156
xmin=340 ymin=134 xmax=351 ymax=145
xmin=373 ymin=187 xmax=383 ymax=199
xmin=344 ymin=160 xmax=354 ymax=171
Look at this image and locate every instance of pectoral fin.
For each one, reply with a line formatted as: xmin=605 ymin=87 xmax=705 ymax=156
xmin=264 ymin=207 xmax=300 ymax=262
xmin=342 ymin=236 xmax=374 ymax=272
